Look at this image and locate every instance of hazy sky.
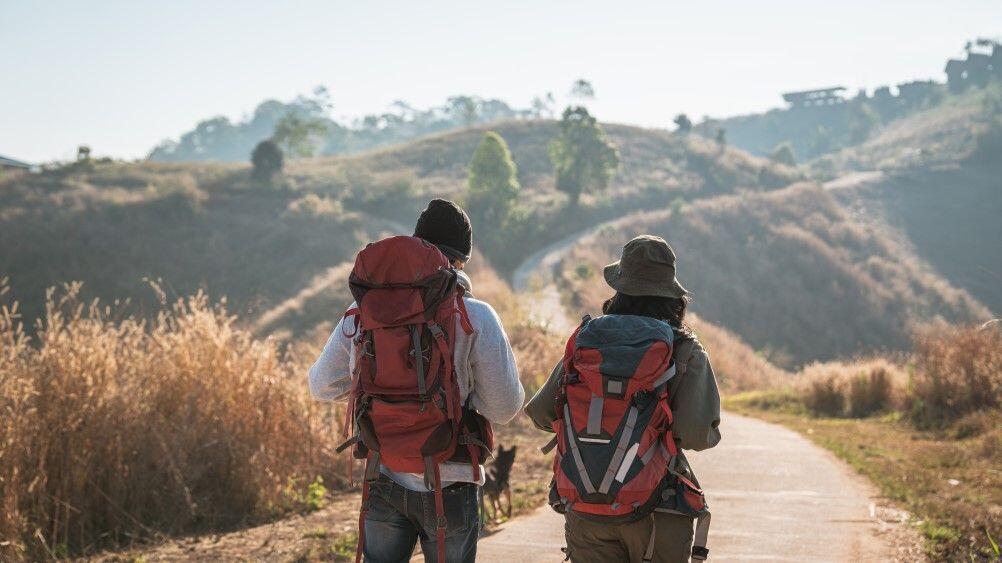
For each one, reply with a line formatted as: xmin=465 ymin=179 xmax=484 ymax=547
xmin=2 ymin=0 xmax=1000 ymax=162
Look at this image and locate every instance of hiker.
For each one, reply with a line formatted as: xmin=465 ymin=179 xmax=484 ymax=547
xmin=308 ymin=199 xmax=524 ymax=563
xmin=525 ymin=235 xmax=721 ymax=563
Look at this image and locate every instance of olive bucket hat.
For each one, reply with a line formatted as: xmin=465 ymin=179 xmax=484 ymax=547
xmin=603 ymin=235 xmax=690 ymax=299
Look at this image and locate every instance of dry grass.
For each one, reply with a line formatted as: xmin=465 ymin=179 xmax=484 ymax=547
xmin=0 ymin=281 xmax=340 ymax=560
xmin=0 ymin=254 xmax=562 ymax=560
xmin=909 ymin=323 xmax=1002 ymax=427
xmin=800 ymin=359 xmax=907 ymax=417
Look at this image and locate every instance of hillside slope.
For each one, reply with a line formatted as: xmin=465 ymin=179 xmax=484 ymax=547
xmin=556 ymin=183 xmax=990 ymax=365
xmin=830 ymin=165 xmax=1002 ymax=315
xmin=0 ymin=122 xmax=800 ymax=328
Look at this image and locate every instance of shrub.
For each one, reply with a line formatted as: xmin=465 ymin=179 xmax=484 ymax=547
xmin=803 ymin=370 xmax=845 ymax=416
xmin=0 ymin=281 xmax=338 ymax=560
xmin=251 ymin=139 xmax=284 ymax=181
xmin=284 ymin=194 xmax=344 ymax=219
xmin=909 ymin=323 xmax=1002 ymax=426
xmin=800 ymin=359 xmax=905 ymax=417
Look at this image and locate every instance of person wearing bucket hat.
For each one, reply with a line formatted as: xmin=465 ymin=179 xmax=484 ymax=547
xmin=603 ymin=235 xmax=690 ymax=299
xmin=526 ymin=235 xmax=722 ymax=563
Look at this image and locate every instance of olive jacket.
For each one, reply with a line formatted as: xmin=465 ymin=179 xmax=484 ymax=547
xmin=523 ymin=332 xmax=722 ymax=485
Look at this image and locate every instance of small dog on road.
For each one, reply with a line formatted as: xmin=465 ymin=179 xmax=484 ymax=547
xmin=481 ymin=445 xmax=517 ymax=523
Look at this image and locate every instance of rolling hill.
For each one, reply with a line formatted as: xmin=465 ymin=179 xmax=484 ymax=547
xmin=0 ymin=121 xmax=799 ymax=330
xmin=555 ymin=183 xmax=991 ymax=366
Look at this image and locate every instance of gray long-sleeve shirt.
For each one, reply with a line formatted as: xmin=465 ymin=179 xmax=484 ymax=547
xmin=308 ymin=273 xmax=524 ymax=490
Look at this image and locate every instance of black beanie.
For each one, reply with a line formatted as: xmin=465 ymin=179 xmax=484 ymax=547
xmin=413 ymin=199 xmax=473 ymax=262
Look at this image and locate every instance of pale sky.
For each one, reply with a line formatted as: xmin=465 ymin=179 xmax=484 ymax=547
xmin=2 ymin=0 xmax=1000 ymax=162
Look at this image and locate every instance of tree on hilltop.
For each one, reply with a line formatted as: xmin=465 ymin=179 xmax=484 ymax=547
xmin=549 ymin=106 xmax=620 ymax=205
xmin=570 ymin=79 xmax=595 ymax=100
xmin=673 ymin=114 xmax=693 ymax=134
xmin=273 ymin=112 xmax=329 ymax=158
xmin=251 ymin=140 xmax=284 ymax=182
xmin=467 ymin=131 xmax=520 ymax=229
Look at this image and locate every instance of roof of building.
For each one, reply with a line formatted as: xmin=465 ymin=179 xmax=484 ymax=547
xmin=945 ymin=58 xmax=965 ymax=72
xmin=0 ymin=154 xmax=32 ymax=169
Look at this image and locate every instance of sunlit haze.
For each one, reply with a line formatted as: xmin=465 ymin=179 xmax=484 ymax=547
xmin=2 ymin=0 xmax=1000 ymax=162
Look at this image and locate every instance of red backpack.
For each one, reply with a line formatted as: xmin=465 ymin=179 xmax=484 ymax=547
xmin=336 ymin=236 xmax=492 ymax=563
xmin=547 ymin=314 xmax=711 ymax=561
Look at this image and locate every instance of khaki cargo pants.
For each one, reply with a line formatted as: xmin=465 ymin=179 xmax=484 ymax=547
xmin=564 ymin=512 xmax=694 ymax=563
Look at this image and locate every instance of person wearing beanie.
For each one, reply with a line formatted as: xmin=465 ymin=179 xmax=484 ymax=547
xmin=414 ymin=198 xmax=474 ymax=264
xmin=308 ymin=199 xmax=523 ymax=562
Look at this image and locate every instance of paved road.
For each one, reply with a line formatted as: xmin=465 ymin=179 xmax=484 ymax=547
xmin=472 ymin=411 xmax=896 ymax=562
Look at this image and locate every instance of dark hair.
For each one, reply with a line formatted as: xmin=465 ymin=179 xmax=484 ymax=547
xmin=602 ymin=292 xmax=690 ymax=334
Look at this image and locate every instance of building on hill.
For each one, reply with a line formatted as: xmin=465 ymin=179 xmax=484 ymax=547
xmin=0 ymin=154 xmax=33 ymax=172
xmin=781 ymin=87 xmax=847 ymax=109
xmin=945 ymin=39 xmax=1001 ymax=93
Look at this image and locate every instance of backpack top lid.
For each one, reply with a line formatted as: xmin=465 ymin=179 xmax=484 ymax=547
xmin=573 ymin=315 xmax=674 ymax=379
xmin=349 ymin=236 xmax=456 ymax=328
xmin=351 ymin=236 xmax=450 ymax=285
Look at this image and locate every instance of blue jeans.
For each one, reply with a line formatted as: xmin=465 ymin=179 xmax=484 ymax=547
xmin=362 ymin=475 xmax=480 ymax=563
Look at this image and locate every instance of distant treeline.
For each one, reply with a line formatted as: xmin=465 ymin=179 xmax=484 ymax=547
xmin=149 ymin=89 xmax=546 ymax=163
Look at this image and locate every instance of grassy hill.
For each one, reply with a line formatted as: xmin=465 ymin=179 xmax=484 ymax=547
xmin=0 ymin=121 xmax=799 ymax=330
xmin=829 ymin=165 xmax=1002 ymax=315
xmin=556 ymin=183 xmax=991 ymax=366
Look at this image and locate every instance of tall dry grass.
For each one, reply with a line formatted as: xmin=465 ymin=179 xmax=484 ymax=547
xmin=0 ymin=281 xmax=339 ymax=560
xmin=799 ymin=359 xmax=907 ymax=418
xmin=909 ymin=323 xmax=1002 ymax=426
xmin=797 ymin=324 xmax=1001 ymax=425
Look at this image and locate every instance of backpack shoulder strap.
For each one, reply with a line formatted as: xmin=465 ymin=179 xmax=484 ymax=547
xmin=668 ymin=333 xmax=698 ymax=407
xmin=560 ymin=315 xmax=591 ymax=376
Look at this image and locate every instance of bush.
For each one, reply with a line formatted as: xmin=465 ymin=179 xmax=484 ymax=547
xmin=251 ymin=139 xmax=284 ymax=181
xmin=800 ymin=359 xmax=905 ymax=417
xmin=909 ymin=323 xmax=1002 ymax=426
xmin=0 ymin=281 xmax=338 ymax=560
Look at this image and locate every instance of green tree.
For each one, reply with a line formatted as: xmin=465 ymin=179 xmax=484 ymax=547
xmin=549 ymin=106 xmax=620 ymax=205
xmin=769 ymin=142 xmax=797 ymax=166
xmin=251 ymin=139 xmax=284 ymax=182
xmin=673 ymin=114 xmax=692 ymax=134
xmin=273 ymin=112 xmax=329 ymax=158
xmin=467 ymin=131 xmax=520 ymax=229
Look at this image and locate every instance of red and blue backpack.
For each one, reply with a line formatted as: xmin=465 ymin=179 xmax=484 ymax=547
xmin=547 ymin=314 xmax=711 ymax=561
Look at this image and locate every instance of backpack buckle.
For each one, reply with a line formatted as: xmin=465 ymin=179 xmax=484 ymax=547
xmin=427 ymin=322 xmax=446 ymax=341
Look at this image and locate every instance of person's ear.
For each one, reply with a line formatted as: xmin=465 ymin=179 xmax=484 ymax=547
xmin=452 ymin=260 xmax=466 ymax=270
